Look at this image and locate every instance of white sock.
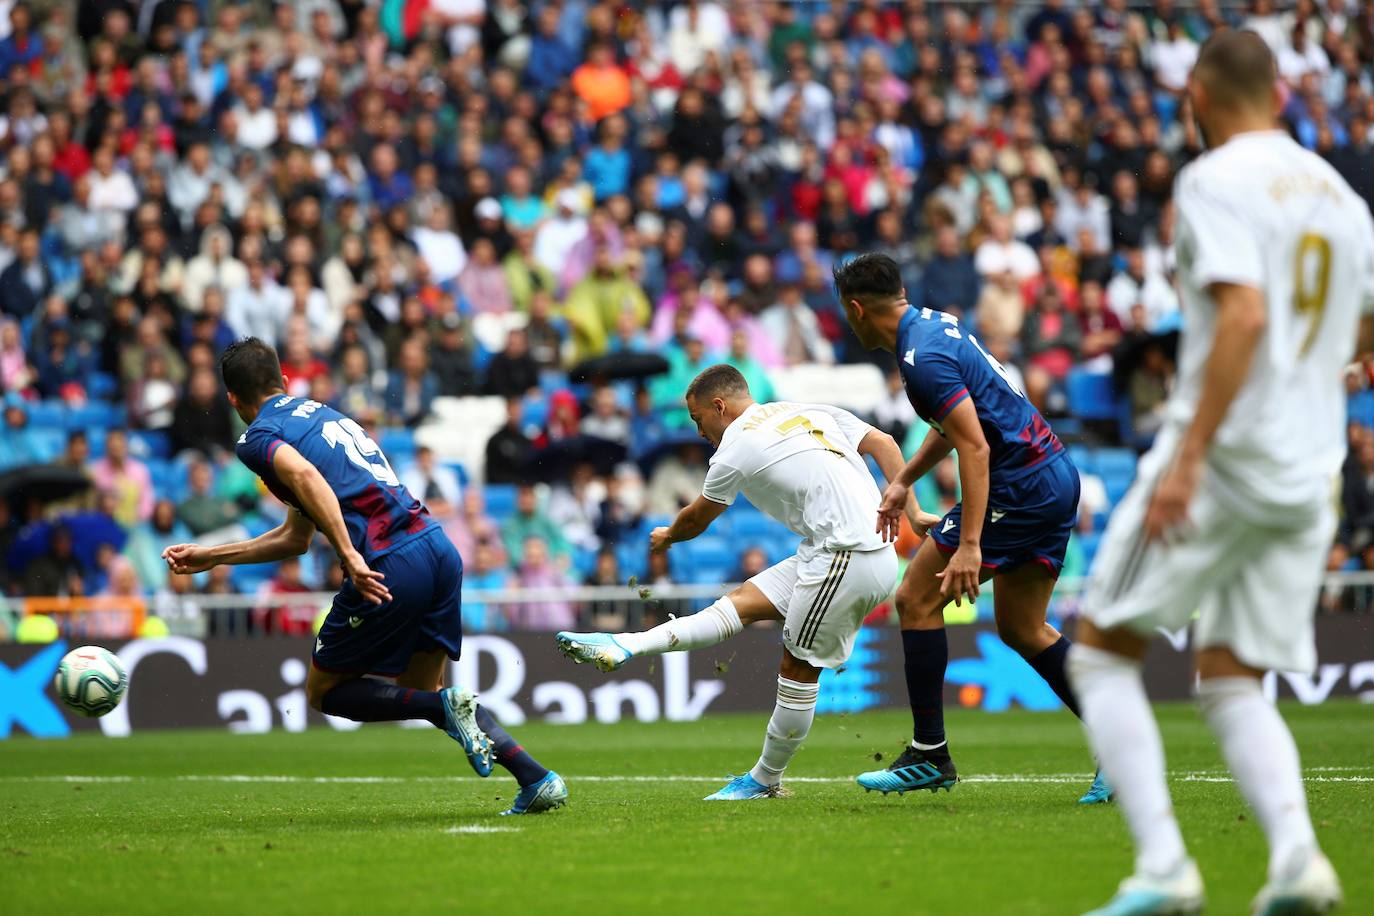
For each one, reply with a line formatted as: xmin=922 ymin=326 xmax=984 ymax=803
xmin=614 ymin=598 xmax=744 ymax=656
xmin=749 ymin=676 xmax=819 ymax=786
xmin=1198 ymin=676 xmax=1317 ymax=881
xmin=1067 ymin=644 xmax=1188 ymax=878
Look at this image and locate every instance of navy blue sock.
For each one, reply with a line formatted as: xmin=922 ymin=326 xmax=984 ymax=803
xmin=902 ymin=628 xmax=948 ymax=749
xmin=1025 ymin=635 xmax=1081 ymax=718
xmin=320 ymin=679 xmax=445 ymax=727
xmin=476 ymin=705 xmax=549 ymax=787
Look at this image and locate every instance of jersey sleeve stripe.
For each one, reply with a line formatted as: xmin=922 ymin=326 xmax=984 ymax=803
xmin=266 ymin=438 xmax=286 ymax=463
xmin=934 ymin=388 xmax=970 ymax=421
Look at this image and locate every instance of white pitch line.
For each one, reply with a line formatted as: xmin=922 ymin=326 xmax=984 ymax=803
xmin=445 ymin=825 xmax=520 ymax=834
xmin=2 ymin=771 xmax=1372 ymax=785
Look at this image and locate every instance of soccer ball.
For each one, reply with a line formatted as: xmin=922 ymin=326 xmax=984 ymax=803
xmin=54 ymin=646 xmax=128 ymax=718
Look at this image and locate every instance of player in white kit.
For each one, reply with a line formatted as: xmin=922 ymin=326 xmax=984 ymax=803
xmin=557 ymin=365 xmax=937 ymax=799
xmin=1067 ymin=31 xmax=1374 ymax=916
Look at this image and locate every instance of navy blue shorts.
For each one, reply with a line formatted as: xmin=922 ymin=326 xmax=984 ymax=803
xmin=313 ymin=527 xmax=464 ymax=677
xmin=928 ymin=453 xmax=1080 ymax=577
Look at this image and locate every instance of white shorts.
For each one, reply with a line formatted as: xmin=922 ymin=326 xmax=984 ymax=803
xmin=748 ymin=546 xmax=898 ymax=669
xmin=1083 ymin=445 xmax=1334 ymax=675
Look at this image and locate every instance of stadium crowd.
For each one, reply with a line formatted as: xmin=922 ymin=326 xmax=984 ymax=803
xmin=2 ymin=0 xmax=1374 ymax=637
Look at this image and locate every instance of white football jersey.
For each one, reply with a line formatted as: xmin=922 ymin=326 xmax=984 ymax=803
xmin=1169 ymin=130 xmax=1374 ymax=520
xmin=702 ymin=402 xmax=887 ymax=554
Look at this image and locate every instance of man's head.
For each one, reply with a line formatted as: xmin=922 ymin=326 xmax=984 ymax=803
xmin=219 ymin=337 xmax=287 ymax=423
xmin=1189 ymin=29 xmax=1280 ymax=146
xmin=833 ymin=253 xmax=908 ymax=351
xmin=684 ymin=364 xmax=754 ymax=448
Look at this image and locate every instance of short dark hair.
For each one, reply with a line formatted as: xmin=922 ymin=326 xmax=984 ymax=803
xmin=833 ymin=253 xmax=903 ymax=305
xmin=220 ymin=337 xmax=284 ymax=403
xmin=685 ymin=364 xmax=749 ymax=403
xmin=1195 ymin=29 xmax=1275 ymax=108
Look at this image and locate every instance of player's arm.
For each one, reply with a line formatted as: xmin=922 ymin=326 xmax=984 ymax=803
xmin=650 ymin=495 xmax=729 ymax=553
xmin=163 ymin=507 xmax=315 ymax=572
xmin=269 ymin=442 xmax=392 ymax=603
xmin=937 ymin=398 xmax=990 ymax=605
xmin=1144 ymin=281 xmax=1266 ymax=542
xmin=858 ymin=428 xmax=942 ymax=541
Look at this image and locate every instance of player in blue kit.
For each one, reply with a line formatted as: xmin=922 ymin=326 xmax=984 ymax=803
xmin=162 ymin=338 xmax=565 ymax=815
xmin=834 ymin=254 xmax=1108 ymax=804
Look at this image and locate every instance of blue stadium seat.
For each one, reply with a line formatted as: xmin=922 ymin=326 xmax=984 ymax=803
xmin=1077 ymin=532 xmax=1103 ymax=567
xmin=569 ymin=547 xmax=598 ymax=579
xmin=521 ymin=393 xmax=549 ymax=429
xmin=27 ymin=399 xmax=65 ymax=428
xmin=1095 ymin=448 xmax=1138 ymax=505
xmin=1066 ymin=369 xmax=1118 ymax=421
xmin=1350 ymin=389 xmax=1374 ymax=430
xmin=667 ymin=535 xmax=732 ymax=584
xmin=66 ymin=401 xmax=124 ymax=430
xmin=443 ymin=461 xmax=469 ymax=486
xmin=378 ymin=427 xmax=416 ymax=462
xmin=615 ymin=541 xmax=648 ymax=581
xmin=29 ymin=428 xmax=65 ymax=462
xmin=128 ymin=430 xmax=172 ymax=460
xmin=483 ymin=483 xmax=517 ymax=519
xmin=86 ymin=373 xmax=118 ymax=401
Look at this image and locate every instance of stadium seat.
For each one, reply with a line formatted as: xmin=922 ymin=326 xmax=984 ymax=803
xmin=1349 ymin=389 xmax=1374 ymax=430
xmin=29 ymin=428 xmax=65 ymax=462
xmin=378 ymin=427 xmax=416 ymax=462
xmin=483 ymin=483 xmax=517 ymax=519
xmin=1095 ymin=448 xmax=1138 ymax=505
xmin=667 ymin=535 xmax=734 ymax=585
xmin=1065 ymin=369 xmax=1118 ymax=421
xmin=127 ymin=430 xmax=172 ymax=460
xmin=26 ymin=400 xmax=65 ymax=428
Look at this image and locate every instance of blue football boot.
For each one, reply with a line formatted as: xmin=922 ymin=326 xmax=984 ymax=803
xmin=440 ymin=686 xmax=493 ymax=777
xmin=501 ymin=771 xmax=568 ymax=816
xmin=555 ymin=631 xmax=633 ymax=672
xmin=856 ymin=744 xmax=958 ymax=794
xmin=1079 ymin=769 xmax=1115 ymax=805
xmin=703 ymin=773 xmax=785 ymax=801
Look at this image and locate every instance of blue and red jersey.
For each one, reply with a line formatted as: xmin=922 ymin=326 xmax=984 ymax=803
xmin=236 ymin=395 xmax=436 ymax=564
xmin=896 ymin=307 xmax=1065 ymax=487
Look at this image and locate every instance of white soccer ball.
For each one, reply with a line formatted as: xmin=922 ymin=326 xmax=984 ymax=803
xmin=54 ymin=646 xmax=129 ymax=718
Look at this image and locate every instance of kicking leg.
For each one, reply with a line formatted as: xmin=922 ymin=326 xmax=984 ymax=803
xmin=1068 ymin=619 xmax=1202 ymax=911
xmin=557 ymin=581 xmax=777 ymax=671
xmin=1197 ymin=647 xmax=1339 ymax=912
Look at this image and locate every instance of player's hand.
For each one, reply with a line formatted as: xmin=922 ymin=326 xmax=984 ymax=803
xmin=907 ymin=509 xmax=943 ymax=538
xmin=936 ymin=544 xmax=982 ymax=606
xmin=1144 ymin=456 xmax=1201 ymax=544
xmin=649 ymin=526 xmax=674 ymax=554
xmin=162 ymin=543 xmax=216 ymax=575
xmin=875 ymin=481 xmax=908 ymax=542
xmin=341 ymin=550 xmax=391 ymax=604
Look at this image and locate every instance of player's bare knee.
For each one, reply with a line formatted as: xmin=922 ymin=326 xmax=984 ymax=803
xmin=1196 ymin=646 xmax=1264 ymax=681
xmin=305 ymin=671 xmax=341 ymax=712
xmin=306 ymin=682 xmax=329 ymax=712
xmin=895 ymin=580 xmax=942 ymax=628
xmin=779 ymin=650 xmax=821 ymax=683
xmin=994 ymin=618 xmax=1044 ymax=657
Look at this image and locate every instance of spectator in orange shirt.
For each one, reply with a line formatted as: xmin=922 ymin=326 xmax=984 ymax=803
xmin=571 ymin=41 xmax=631 ymax=123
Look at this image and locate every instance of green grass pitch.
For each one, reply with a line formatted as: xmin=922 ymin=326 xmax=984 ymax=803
xmin=1 ymin=702 xmax=1370 ymax=914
